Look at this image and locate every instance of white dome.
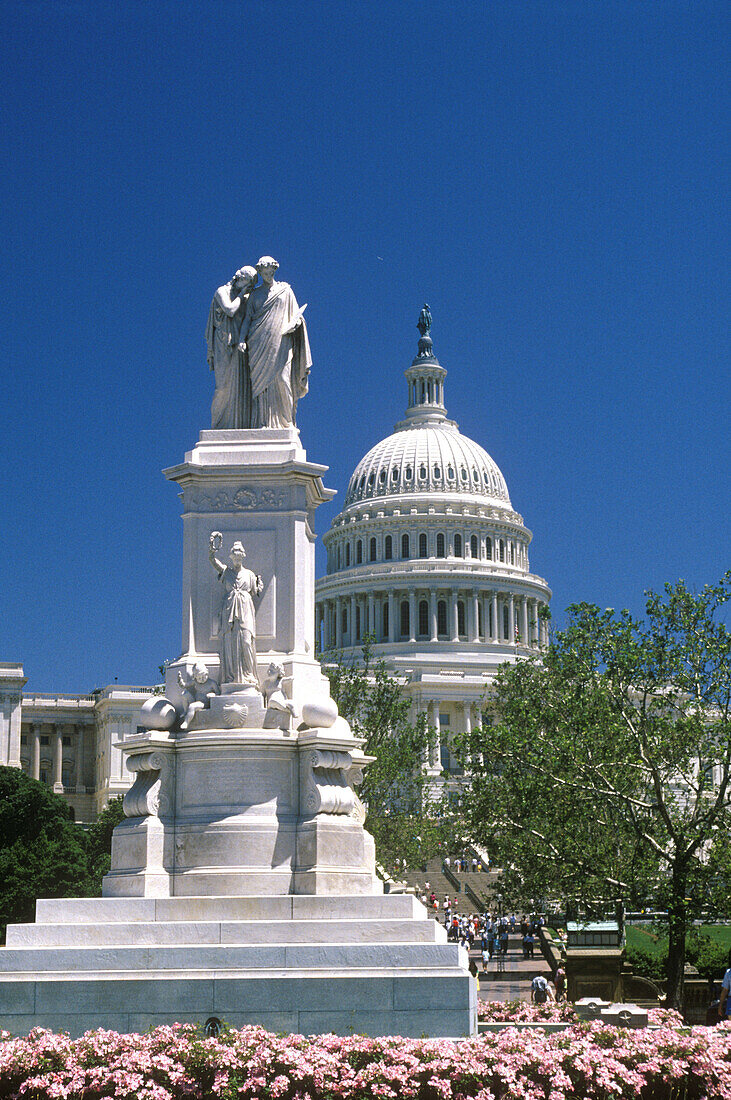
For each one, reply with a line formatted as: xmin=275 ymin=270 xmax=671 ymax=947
xmin=345 ymin=423 xmax=511 ymax=508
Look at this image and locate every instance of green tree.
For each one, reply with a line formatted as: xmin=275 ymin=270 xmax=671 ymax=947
xmin=83 ymin=795 xmax=126 ymax=892
xmin=0 ymin=767 xmax=90 ymax=943
xmin=324 ymin=638 xmax=463 ymax=871
xmin=461 ymin=574 xmax=731 ymax=1008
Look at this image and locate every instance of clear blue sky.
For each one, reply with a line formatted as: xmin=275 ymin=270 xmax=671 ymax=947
xmin=1 ymin=1 xmax=728 ymax=692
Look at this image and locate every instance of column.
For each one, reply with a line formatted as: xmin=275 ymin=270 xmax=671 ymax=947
xmin=349 ymin=595 xmax=356 ymax=646
xmin=53 ymin=726 xmax=64 ymax=792
xmin=335 ymin=597 xmax=343 ymax=648
xmin=31 ymin=723 xmax=41 ymax=781
xmin=491 ymin=591 xmax=499 ymax=642
xmin=521 ymin=596 xmax=529 ymax=647
xmin=76 ymin=723 xmax=86 ymax=793
xmin=469 ymin=590 xmax=479 ymax=643
xmin=367 ymin=592 xmax=375 ymax=637
xmin=428 ymin=700 xmax=442 ymax=771
xmin=508 ymin=594 xmax=516 ymax=644
xmin=430 ymin=590 xmax=438 ymax=641
xmin=408 ymin=590 xmax=416 ymax=643
xmin=450 ymin=592 xmax=459 ymax=642
xmin=388 ymin=591 xmax=396 ymax=642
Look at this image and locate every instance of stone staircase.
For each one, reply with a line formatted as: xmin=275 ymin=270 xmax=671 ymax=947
xmin=397 ymin=856 xmax=499 ymax=914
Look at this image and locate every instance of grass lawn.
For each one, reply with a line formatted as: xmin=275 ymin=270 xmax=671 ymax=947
xmin=626 ymin=923 xmax=731 ymax=953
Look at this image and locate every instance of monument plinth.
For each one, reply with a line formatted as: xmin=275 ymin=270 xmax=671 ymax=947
xmin=0 ymin=258 xmax=475 ymax=1038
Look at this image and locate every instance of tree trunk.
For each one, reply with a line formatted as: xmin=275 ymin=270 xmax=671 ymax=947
xmin=665 ymin=866 xmax=687 ymax=1011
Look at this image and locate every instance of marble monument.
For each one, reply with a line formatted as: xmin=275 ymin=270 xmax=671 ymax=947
xmin=0 ymin=261 xmax=475 ymax=1038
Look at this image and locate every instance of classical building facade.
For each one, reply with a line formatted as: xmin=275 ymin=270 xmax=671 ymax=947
xmin=0 ymin=662 xmax=157 ymax=821
xmin=314 ymin=320 xmax=551 ymax=779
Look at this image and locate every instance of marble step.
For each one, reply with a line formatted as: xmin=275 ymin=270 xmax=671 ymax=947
xmin=34 ymin=894 xmax=421 ymax=925
xmin=7 ymin=917 xmax=445 ymax=948
xmin=0 ymin=941 xmax=465 ymax=973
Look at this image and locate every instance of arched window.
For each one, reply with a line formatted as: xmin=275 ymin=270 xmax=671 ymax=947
xmin=384 ymin=535 xmax=393 ymax=560
xmin=342 ymin=607 xmax=348 ymax=634
xmin=437 ymin=599 xmax=448 ymax=636
xmin=405 ymin=465 xmax=413 ymax=480
xmin=419 ymin=532 xmax=428 ymax=558
xmin=433 ymin=464 xmax=441 ymax=479
xmin=499 ymin=539 xmax=505 ymax=562
xmin=368 ymin=472 xmax=375 ymax=488
xmin=369 ymin=537 xmax=377 ymax=562
xmin=356 ymin=540 xmax=363 ymax=564
xmin=400 ymin=600 xmax=410 ymax=638
xmin=447 ymin=465 xmax=455 ymax=480
xmin=391 ymin=467 xmax=399 ymax=482
xmin=457 ymin=600 xmax=466 ymax=636
xmin=478 ymin=602 xmax=483 ymax=636
xmin=379 ymin=469 xmax=386 ymax=484
xmin=472 ymin=467 xmax=479 ymax=484
xmin=470 ymin=535 xmax=478 ymax=559
xmin=359 ymin=475 xmax=365 ymax=491
xmin=503 ymin=605 xmax=509 ymax=639
xmin=383 ymin=601 xmax=389 ymax=636
xmin=454 ymin=533 xmax=462 ymax=557
xmin=510 ymin=543 xmax=515 ymax=564
xmin=418 ymin=600 xmax=429 ymax=636
xmin=419 ymin=463 xmax=427 ymax=479
xmin=337 ymin=545 xmax=341 ymax=569
xmin=401 ymin=533 xmax=409 ymax=558
xmin=460 ymin=467 xmax=468 ymax=482
xmin=355 ymin=605 xmax=361 ymax=641
xmin=485 ymin=537 xmax=492 ymax=560
xmin=436 ymin=532 xmax=445 ymax=558
xmin=345 ymin=543 xmax=351 ymax=567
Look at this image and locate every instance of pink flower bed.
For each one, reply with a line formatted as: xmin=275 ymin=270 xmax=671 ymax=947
xmin=0 ymin=1020 xmax=729 ymax=1099
xmin=476 ymin=1000 xmax=686 ymax=1027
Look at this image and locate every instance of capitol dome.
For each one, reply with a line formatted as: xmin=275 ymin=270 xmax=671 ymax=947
xmin=315 ymin=310 xmax=551 ymax=780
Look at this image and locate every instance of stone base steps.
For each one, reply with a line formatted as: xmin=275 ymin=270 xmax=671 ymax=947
xmin=0 ymin=894 xmax=476 ymax=1039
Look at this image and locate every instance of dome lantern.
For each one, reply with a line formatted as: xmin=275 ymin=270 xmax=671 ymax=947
xmin=400 ymin=306 xmax=448 ymax=428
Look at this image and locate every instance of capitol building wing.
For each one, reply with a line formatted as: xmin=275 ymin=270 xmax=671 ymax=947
xmin=315 ymin=318 xmax=551 ymax=778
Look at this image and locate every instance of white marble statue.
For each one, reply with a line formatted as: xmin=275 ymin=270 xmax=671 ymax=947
xmin=262 ymin=661 xmax=297 ymax=730
xmin=208 ymin=532 xmax=263 ymax=688
xmin=206 ymin=266 xmax=258 ymax=429
xmin=177 ymin=662 xmax=218 ymax=730
xmin=237 ymin=256 xmax=311 ymax=429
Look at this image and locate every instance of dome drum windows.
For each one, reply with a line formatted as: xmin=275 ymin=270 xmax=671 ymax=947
xmin=400 ymin=600 xmax=410 ymax=639
xmin=356 ymin=540 xmax=363 ymax=564
xmin=470 ymin=535 xmax=479 ymax=559
xmin=401 ymin=533 xmax=410 ymax=559
xmin=457 ymin=600 xmax=466 ymax=637
xmin=345 ymin=543 xmax=351 ymax=567
xmin=454 ymin=533 xmax=462 ymax=557
xmin=437 ymin=599 xmax=448 ymax=636
xmin=418 ymin=532 xmax=428 ymax=558
xmin=436 ymin=532 xmax=446 ymax=558
xmin=369 ymin=537 xmax=377 ymax=562
xmin=485 ymin=537 xmax=492 ymax=560
xmin=384 ymin=535 xmax=393 ymax=560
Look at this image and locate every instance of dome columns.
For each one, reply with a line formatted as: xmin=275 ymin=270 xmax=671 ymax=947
xmin=316 ymin=588 xmax=548 ymax=652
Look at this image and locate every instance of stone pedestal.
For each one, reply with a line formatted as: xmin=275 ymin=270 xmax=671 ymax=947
xmin=163 ymin=429 xmax=335 ymax=711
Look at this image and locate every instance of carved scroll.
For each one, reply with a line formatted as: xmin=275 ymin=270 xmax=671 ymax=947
xmin=301 ymin=748 xmax=355 ymax=816
xmin=123 ymin=751 xmax=167 ymax=818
